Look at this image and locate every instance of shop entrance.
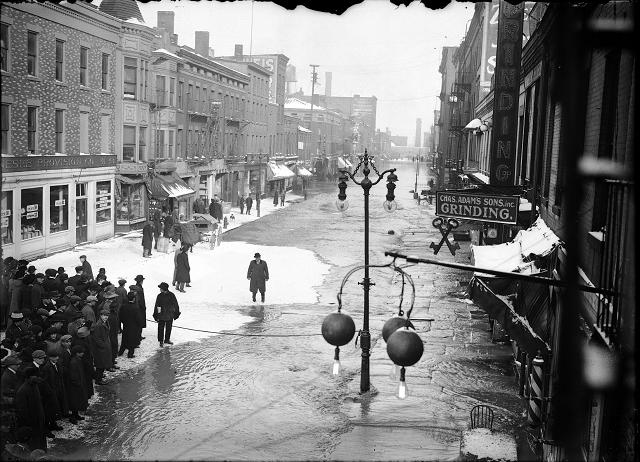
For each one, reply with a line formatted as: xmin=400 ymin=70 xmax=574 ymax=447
xmin=76 ymin=183 xmax=88 ymax=243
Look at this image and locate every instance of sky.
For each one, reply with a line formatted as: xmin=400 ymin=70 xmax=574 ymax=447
xmin=134 ymin=0 xmax=474 ymax=144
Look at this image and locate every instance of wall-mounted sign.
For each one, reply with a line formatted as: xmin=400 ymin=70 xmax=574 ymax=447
xmin=489 ymin=1 xmax=524 ymax=186
xmin=26 ymin=211 xmax=38 ymax=219
xmin=1 ymin=217 xmax=8 ymax=227
xmin=436 ymin=191 xmax=519 ymax=224
xmin=54 ymin=199 xmax=66 ymax=207
xmin=2 ymin=155 xmax=117 ymax=173
xmin=117 ymin=162 xmax=148 ymax=174
xmin=1 ymin=209 xmax=10 ymax=218
xmin=26 ymin=204 xmax=38 ymax=212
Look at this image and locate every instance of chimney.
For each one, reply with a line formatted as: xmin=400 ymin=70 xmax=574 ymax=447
xmin=209 ymin=47 xmax=215 ymax=58
xmin=157 ymin=11 xmax=174 ymax=35
xmin=325 ymin=72 xmax=332 ymax=97
xmin=234 ymin=44 xmax=243 ymax=58
xmin=195 ymin=31 xmax=210 ymax=57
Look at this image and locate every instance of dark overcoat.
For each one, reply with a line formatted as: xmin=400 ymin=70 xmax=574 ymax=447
xmin=90 ymin=318 xmax=112 ymax=369
xmin=247 ymin=260 xmax=269 ymax=292
xmin=67 ymin=356 xmax=88 ymax=412
xmin=40 ymin=360 xmax=67 ymax=416
xmin=119 ymin=301 xmax=140 ymax=349
xmin=163 ymin=215 xmax=174 ymax=238
xmin=130 ymin=284 xmax=147 ymax=328
xmin=175 ymin=252 xmax=191 ymax=283
xmin=142 ymin=223 xmax=153 ymax=249
xmin=81 ymin=261 xmax=94 ymax=281
xmin=15 ymin=377 xmax=47 ymax=450
xmin=245 ymin=196 xmax=253 ymax=208
xmin=153 ymin=291 xmax=180 ymax=322
xmin=71 ymin=337 xmax=94 ymax=398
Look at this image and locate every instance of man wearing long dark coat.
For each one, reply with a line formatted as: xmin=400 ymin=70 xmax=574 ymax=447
xmin=90 ymin=310 xmax=112 ymax=384
xmin=153 ymin=283 xmax=180 ymax=348
xmin=142 ymin=221 xmax=153 ymax=257
xmin=118 ymin=292 xmax=141 ymax=358
xmin=40 ymin=352 xmax=67 ymax=428
xmin=129 ymin=275 xmax=147 ymax=344
xmin=175 ymin=248 xmax=190 ymax=293
xmin=14 ymin=368 xmax=47 ymax=451
xmin=67 ymin=345 xmax=88 ymax=424
xmin=247 ymin=252 xmax=269 ymax=303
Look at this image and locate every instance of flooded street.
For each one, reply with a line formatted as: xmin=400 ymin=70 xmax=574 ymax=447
xmin=50 ymin=161 xmax=523 ymax=460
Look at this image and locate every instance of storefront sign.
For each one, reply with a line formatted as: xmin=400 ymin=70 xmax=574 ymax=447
xmin=117 ymin=162 xmax=148 ymax=174
xmin=436 ymin=191 xmax=519 ymax=224
xmin=26 ymin=204 xmax=38 ymax=212
xmin=489 ymin=1 xmax=524 ymax=186
xmin=1 ymin=217 xmax=8 ymax=227
xmin=54 ymin=199 xmax=66 ymax=207
xmin=1 ymin=155 xmax=117 ymax=173
xmin=26 ymin=211 xmax=38 ymax=219
xmin=117 ymin=217 xmax=146 ymax=226
xmin=1 ymin=209 xmax=10 ymax=217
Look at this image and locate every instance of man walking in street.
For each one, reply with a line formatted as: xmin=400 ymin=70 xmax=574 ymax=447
xmin=153 ymin=282 xmax=180 ymax=348
xmin=245 ymin=195 xmax=253 ymax=215
xmin=247 ymin=252 xmax=269 ymax=303
xmin=238 ymin=194 xmax=245 ymax=214
xmin=280 ymin=188 xmax=286 ymax=206
xmin=142 ymin=220 xmax=153 ymax=257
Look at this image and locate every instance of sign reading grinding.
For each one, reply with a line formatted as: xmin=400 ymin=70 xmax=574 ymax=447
xmin=436 ymin=191 xmax=519 ymax=225
xmin=489 ymin=1 xmax=524 ymax=186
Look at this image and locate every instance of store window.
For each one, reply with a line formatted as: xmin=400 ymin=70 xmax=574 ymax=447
xmin=21 ymin=187 xmax=43 ymax=240
xmin=116 ymin=184 xmax=146 ymax=225
xmin=96 ymin=181 xmax=112 ymax=223
xmin=49 ymin=185 xmax=68 ymax=233
xmin=1 ymin=191 xmax=12 ymax=245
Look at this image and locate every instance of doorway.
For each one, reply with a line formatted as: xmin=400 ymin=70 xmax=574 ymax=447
xmin=76 ymin=183 xmax=88 ymax=244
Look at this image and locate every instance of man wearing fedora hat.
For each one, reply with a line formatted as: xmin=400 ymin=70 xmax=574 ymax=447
xmin=153 ymin=282 xmax=180 ymax=348
xmin=129 ymin=275 xmax=147 ymax=344
xmin=247 ymin=253 xmax=269 ymax=303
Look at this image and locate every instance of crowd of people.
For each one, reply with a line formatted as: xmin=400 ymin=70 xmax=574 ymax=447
xmin=0 ymin=255 xmax=154 ymax=459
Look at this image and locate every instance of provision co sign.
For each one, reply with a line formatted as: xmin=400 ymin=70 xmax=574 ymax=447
xmin=2 ymin=155 xmax=117 ymax=173
xmin=436 ymin=191 xmax=519 ymax=224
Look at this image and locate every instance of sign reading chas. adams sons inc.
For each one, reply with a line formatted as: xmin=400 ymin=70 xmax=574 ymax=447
xmin=436 ymin=191 xmax=519 ymax=224
xmin=2 ymin=155 xmax=117 ymax=173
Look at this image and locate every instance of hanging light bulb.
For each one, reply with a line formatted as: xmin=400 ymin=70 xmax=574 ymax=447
xmin=383 ymin=200 xmax=397 ymax=212
xmin=398 ymin=366 xmax=408 ymax=399
xmin=335 ymin=198 xmax=350 ymax=212
xmin=332 ymin=347 xmax=341 ymax=375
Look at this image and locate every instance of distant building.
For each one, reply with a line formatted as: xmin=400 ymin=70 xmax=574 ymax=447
xmin=390 ymin=135 xmax=408 ymax=146
xmin=414 ymin=118 xmax=422 ymax=147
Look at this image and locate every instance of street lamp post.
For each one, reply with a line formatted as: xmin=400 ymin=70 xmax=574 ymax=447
xmin=334 ymin=149 xmax=399 ymax=393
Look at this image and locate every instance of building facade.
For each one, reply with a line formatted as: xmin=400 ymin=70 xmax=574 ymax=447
xmin=1 ymin=2 xmax=120 ymax=259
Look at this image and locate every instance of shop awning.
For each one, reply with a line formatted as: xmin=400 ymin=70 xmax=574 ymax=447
xmin=337 ymin=157 xmax=353 ymax=169
xmin=146 ymin=172 xmax=195 ymax=199
xmin=294 ymin=165 xmax=313 ymax=177
xmin=298 ymin=125 xmax=312 ymax=133
xmin=469 ymin=276 xmax=551 ymax=356
xmin=464 ymin=118 xmax=482 ymax=130
xmin=266 ymin=161 xmax=296 ymax=181
xmin=116 ymin=174 xmax=145 ymax=185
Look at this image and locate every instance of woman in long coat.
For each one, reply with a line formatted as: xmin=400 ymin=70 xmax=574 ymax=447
xmin=175 ymin=247 xmax=190 ymax=293
xmin=67 ymin=345 xmax=88 ymax=422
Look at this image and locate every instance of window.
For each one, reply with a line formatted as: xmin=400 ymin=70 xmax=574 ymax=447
xmin=156 ymin=130 xmax=165 ymax=157
xmin=139 ymin=59 xmax=149 ymax=101
xmin=49 ymin=185 xmax=68 ymax=233
xmin=27 ymin=31 xmax=37 ymax=76
xmin=177 ymin=81 xmax=183 ymax=108
xmin=123 ymin=125 xmax=136 ymax=161
xmin=0 ymin=104 xmax=8 ymax=154
xmin=170 ymin=78 xmax=176 ymax=106
xmin=0 ymin=23 xmax=8 ymax=72
xmin=55 ymin=39 xmax=64 ymax=81
xmin=21 ymin=187 xmax=43 ymax=239
xmin=27 ymin=106 xmax=37 ymax=154
xmin=177 ymin=129 xmax=182 ymax=157
xmin=79 ymin=112 xmax=89 ymax=154
xmin=101 ymin=114 xmax=110 ymax=154
xmin=80 ymin=47 xmax=88 ymax=86
xmin=95 ymin=181 xmax=112 ymax=223
xmin=168 ymin=130 xmax=174 ymax=158
xmin=156 ymin=75 xmax=166 ymax=106
xmin=124 ymin=57 xmax=137 ymax=98
xmin=1 ymin=191 xmax=12 ymax=244
xmin=188 ymin=84 xmax=193 ymax=108
xmin=138 ymin=127 xmax=146 ymax=160
xmin=55 ymin=109 xmax=64 ymax=153
xmin=101 ymin=53 xmax=109 ymax=90
xmin=116 ymin=183 xmax=146 ymax=224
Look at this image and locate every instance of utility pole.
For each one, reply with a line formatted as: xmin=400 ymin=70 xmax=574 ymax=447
xmin=309 ymin=64 xmax=319 ymax=156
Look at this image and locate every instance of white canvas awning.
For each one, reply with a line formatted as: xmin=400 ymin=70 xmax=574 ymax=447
xmin=337 ymin=157 xmax=353 ymax=169
xmin=464 ymin=118 xmax=482 ymax=130
xmin=295 ymin=166 xmax=313 ymax=177
xmin=266 ymin=161 xmax=296 ymax=181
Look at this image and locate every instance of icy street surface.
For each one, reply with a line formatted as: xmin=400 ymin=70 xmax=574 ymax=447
xmin=44 ymin=161 xmax=523 ymax=461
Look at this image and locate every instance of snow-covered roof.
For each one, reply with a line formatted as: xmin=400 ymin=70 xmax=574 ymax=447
xmin=298 ymin=125 xmax=312 ymax=133
xmin=285 ymin=97 xmax=327 ymax=112
xmin=152 ymin=48 xmax=182 ymax=61
xmin=266 ymin=161 xmax=295 ymax=180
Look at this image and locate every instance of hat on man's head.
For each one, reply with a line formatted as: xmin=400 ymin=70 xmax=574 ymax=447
xmin=10 ymin=311 xmax=24 ymax=320
xmin=45 ymin=269 xmax=57 ymax=277
xmin=254 ymin=253 xmax=261 ymax=258
xmin=60 ymin=334 xmax=72 ymax=342
xmin=64 ymin=286 xmax=75 ymax=293
xmin=35 ymin=273 xmax=45 ymax=279
xmin=79 ymin=255 xmax=86 ymax=259
xmin=32 ymin=350 xmax=46 ymax=360
xmin=76 ymin=326 xmax=90 ymax=338
xmin=118 ymin=278 xmax=127 ymax=285
xmin=69 ymin=295 xmax=82 ymax=303
xmin=134 ymin=275 xmax=145 ymax=282
xmin=158 ymin=282 xmax=169 ymax=291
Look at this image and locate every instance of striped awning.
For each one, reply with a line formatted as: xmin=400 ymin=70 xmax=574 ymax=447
xmin=146 ymin=173 xmax=195 ymax=199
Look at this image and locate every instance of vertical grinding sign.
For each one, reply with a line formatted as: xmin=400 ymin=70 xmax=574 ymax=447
xmin=489 ymin=1 xmax=525 ymax=186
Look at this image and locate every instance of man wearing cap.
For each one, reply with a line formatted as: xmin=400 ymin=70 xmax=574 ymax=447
xmin=5 ymin=312 xmax=28 ymax=343
xmin=100 ymin=286 xmax=120 ymax=365
xmin=115 ymin=279 xmax=128 ymax=309
xmin=247 ymin=252 xmax=269 ymax=303
xmin=40 ymin=350 xmax=67 ymax=431
xmin=90 ymin=309 xmax=113 ymax=383
xmin=153 ymin=282 xmax=180 ymax=348
xmin=71 ymin=327 xmax=95 ymax=400
xmin=1 ymin=354 xmax=22 ymax=436
xmin=31 ymin=273 xmax=46 ymax=309
xmin=68 ymin=266 xmax=88 ymax=294
xmin=67 ymin=345 xmax=88 ymax=424
xmin=31 ymin=350 xmax=59 ymax=437
xmin=130 ymin=275 xmax=147 ymax=344
xmin=79 ymin=255 xmax=93 ymax=282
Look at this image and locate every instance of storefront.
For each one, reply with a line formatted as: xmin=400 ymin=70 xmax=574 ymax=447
xmin=266 ymin=161 xmax=295 ymax=193
xmin=115 ymin=176 xmax=148 ymax=232
xmin=146 ymin=172 xmax=196 ymax=222
xmin=0 ymin=155 xmax=117 ymax=260
xmin=292 ymin=164 xmax=313 ymax=192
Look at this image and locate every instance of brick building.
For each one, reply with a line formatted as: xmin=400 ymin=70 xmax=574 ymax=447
xmin=1 ymin=1 xmax=119 ymax=259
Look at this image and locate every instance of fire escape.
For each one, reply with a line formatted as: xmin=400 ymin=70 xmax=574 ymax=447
xmin=447 ymin=72 xmax=473 ymax=176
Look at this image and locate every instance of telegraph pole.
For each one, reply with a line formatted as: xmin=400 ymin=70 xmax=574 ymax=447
xmin=309 ymin=64 xmax=319 ymax=156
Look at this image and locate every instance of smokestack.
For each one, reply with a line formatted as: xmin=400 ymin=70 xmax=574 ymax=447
xmin=325 ymin=72 xmax=332 ymax=97
xmin=195 ymin=31 xmax=210 ymax=57
xmin=157 ymin=11 xmax=174 ymax=36
xmin=234 ymin=44 xmax=243 ymax=58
